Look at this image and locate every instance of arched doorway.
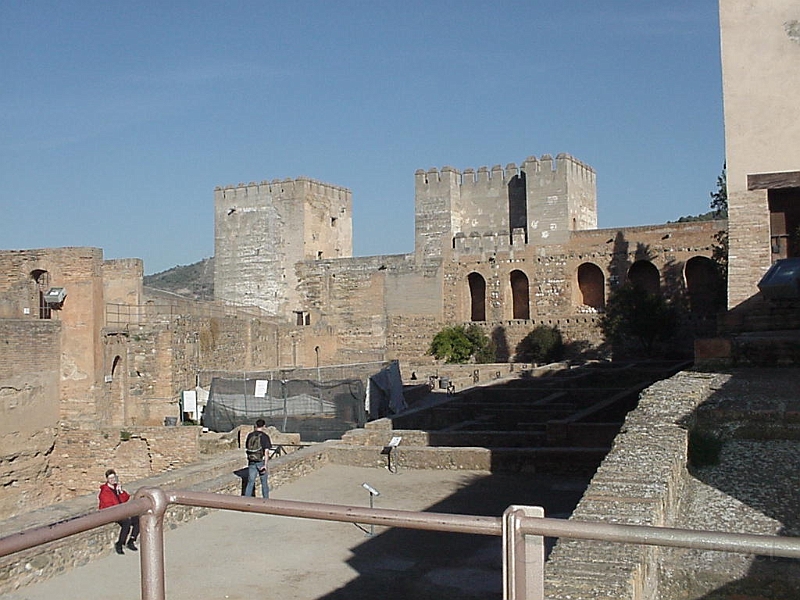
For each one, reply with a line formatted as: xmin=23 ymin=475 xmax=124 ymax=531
xmin=468 ymin=272 xmax=486 ymax=322
xmin=685 ymin=256 xmax=722 ymax=315
xmin=30 ymin=269 xmax=51 ymax=319
xmin=627 ymin=260 xmax=660 ymax=295
xmin=510 ymin=270 xmax=530 ymax=320
xmin=577 ymin=263 xmax=605 ymax=310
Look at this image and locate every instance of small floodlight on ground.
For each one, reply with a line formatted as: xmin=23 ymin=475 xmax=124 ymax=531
xmin=357 ymin=482 xmax=381 ymax=537
xmin=362 ymin=482 xmax=380 ymax=496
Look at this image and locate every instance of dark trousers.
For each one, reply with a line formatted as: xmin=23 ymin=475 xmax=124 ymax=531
xmin=116 ymin=517 xmax=140 ymax=545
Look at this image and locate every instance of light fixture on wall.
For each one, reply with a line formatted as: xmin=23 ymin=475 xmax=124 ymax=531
xmin=43 ymin=287 xmax=67 ymax=307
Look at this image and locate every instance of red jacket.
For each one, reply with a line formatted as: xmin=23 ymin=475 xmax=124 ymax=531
xmin=98 ymin=483 xmax=130 ymax=509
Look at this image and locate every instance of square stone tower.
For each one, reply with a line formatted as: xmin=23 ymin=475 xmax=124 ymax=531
xmin=214 ymin=178 xmax=352 ymax=319
xmin=413 ymin=154 xmax=597 ymax=261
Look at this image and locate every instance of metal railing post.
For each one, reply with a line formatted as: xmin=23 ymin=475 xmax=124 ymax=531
xmin=135 ymin=487 xmax=170 ymax=600
xmin=503 ymin=505 xmax=544 ymax=600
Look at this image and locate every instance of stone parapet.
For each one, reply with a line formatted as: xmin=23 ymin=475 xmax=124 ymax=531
xmin=543 ymin=370 xmax=729 ymax=599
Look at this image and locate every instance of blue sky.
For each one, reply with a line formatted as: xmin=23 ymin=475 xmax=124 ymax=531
xmin=1 ymin=1 xmax=724 ymax=275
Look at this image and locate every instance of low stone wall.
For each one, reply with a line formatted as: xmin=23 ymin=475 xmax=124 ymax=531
xmin=0 ymin=444 xmax=331 ymax=596
xmin=543 ymin=371 xmax=729 ymax=599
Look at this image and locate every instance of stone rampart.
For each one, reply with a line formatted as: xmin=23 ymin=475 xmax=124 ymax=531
xmin=543 ymin=370 xmax=729 ymax=599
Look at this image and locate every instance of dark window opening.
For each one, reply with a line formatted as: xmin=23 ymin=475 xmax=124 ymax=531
xmin=577 ymin=263 xmax=605 ymax=310
xmin=31 ymin=269 xmax=51 ymax=319
xmin=468 ymin=272 xmax=486 ymax=322
xmin=510 ymin=270 xmax=530 ymax=320
xmin=685 ymin=256 xmax=721 ymax=315
xmin=627 ymin=260 xmax=660 ymax=295
xmin=769 ymin=188 xmax=800 ymax=259
xmin=508 ymin=172 xmax=527 ymax=240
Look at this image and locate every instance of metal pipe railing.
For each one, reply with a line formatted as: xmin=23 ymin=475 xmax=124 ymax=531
xmin=168 ymin=489 xmax=501 ymax=536
xmin=2 ymin=487 xmax=800 ymax=600
xmin=516 ymin=513 xmax=800 ymax=559
xmin=0 ymin=498 xmax=150 ymax=558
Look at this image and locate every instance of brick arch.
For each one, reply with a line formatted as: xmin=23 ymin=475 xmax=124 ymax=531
xmin=510 ymin=270 xmax=530 ymax=320
xmin=468 ymin=272 xmax=486 ymax=322
xmin=627 ymin=260 xmax=660 ymax=295
xmin=685 ymin=256 xmax=721 ymax=315
xmin=576 ymin=262 xmax=605 ymax=310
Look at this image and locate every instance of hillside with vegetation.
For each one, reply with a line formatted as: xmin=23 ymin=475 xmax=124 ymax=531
xmin=144 ymin=257 xmax=214 ymax=300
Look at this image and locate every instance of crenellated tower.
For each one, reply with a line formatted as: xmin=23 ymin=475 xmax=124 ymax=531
xmin=414 ymin=154 xmax=597 ymax=260
xmin=523 ymin=153 xmax=597 ymax=245
xmin=214 ymin=177 xmax=352 ymax=319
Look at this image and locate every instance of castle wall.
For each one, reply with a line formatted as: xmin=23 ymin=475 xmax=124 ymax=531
xmin=295 ymin=253 xmax=445 ymax=365
xmin=414 ymin=167 xmax=459 ymax=262
xmin=0 ymin=248 xmax=107 ymax=425
xmin=415 ymin=155 xmax=597 ymax=260
xmin=455 ymin=164 xmax=514 ymax=236
xmin=101 ymin=258 xmax=143 ymax=306
xmin=720 ymin=0 xmax=800 ymax=306
xmin=51 ymin=424 xmax=201 ymax=500
xmin=0 ymin=319 xmax=61 ymax=519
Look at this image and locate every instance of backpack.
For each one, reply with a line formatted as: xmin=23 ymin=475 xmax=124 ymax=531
xmin=245 ymin=431 xmax=265 ymax=462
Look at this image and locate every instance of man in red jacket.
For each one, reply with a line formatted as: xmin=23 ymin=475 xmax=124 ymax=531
xmin=98 ymin=469 xmax=139 ymax=555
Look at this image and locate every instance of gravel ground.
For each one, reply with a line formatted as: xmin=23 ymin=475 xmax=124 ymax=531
xmin=660 ymin=368 xmax=800 ymax=600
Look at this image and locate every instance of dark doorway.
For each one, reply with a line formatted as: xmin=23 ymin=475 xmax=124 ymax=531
xmin=577 ymin=263 xmax=605 ymax=310
xmin=510 ymin=270 xmax=530 ymax=320
xmin=627 ymin=260 xmax=660 ymax=295
xmin=468 ymin=272 xmax=486 ymax=322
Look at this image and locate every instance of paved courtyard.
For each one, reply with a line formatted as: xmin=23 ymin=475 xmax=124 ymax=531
xmin=7 ymin=464 xmax=589 ymax=600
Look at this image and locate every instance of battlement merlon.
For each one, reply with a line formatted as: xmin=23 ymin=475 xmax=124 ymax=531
xmin=415 ymin=154 xmax=594 ymax=191
xmin=521 ymin=153 xmax=596 ymax=185
xmin=214 ymin=177 xmax=352 ymax=204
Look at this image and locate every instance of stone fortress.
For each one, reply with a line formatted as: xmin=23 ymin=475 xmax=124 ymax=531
xmin=0 ymin=150 xmax=723 ymax=521
xmin=214 ymin=153 xmax=724 ymax=367
xmin=1 ymin=1 xmax=800 ymax=598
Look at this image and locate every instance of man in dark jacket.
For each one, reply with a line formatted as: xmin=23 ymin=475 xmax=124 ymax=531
xmin=98 ymin=469 xmax=139 ymax=555
xmin=244 ymin=419 xmax=272 ymax=498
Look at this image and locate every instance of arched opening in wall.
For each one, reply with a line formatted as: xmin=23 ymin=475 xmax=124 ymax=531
xmin=30 ymin=269 xmax=51 ymax=319
xmin=468 ymin=272 xmax=486 ymax=322
xmin=685 ymin=256 xmax=721 ymax=315
xmin=577 ymin=263 xmax=605 ymax=311
xmin=111 ymin=355 xmax=122 ymax=378
xmin=108 ymin=354 xmax=127 ymax=426
xmin=508 ymin=172 xmax=527 ymax=239
xmin=627 ymin=260 xmax=660 ymax=295
xmin=510 ymin=270 xmax=530 ymax=320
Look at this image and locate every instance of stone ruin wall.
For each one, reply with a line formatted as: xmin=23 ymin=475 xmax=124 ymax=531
xmin=0 ymin=319 xmax=61 ymax=520
xmin=50 ymin=424 xmax=201 ymax=502
xmin=101 ymin=258 xmax=143 ymax=306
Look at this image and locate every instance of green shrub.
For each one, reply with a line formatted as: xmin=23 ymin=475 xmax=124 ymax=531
xmin=428 ymin=324 xmax=494 ymax=364
xmin=599 ymin=284 xmax=677 ymax=355
xmin=514 ymin=325 xmax=564 ymax=363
